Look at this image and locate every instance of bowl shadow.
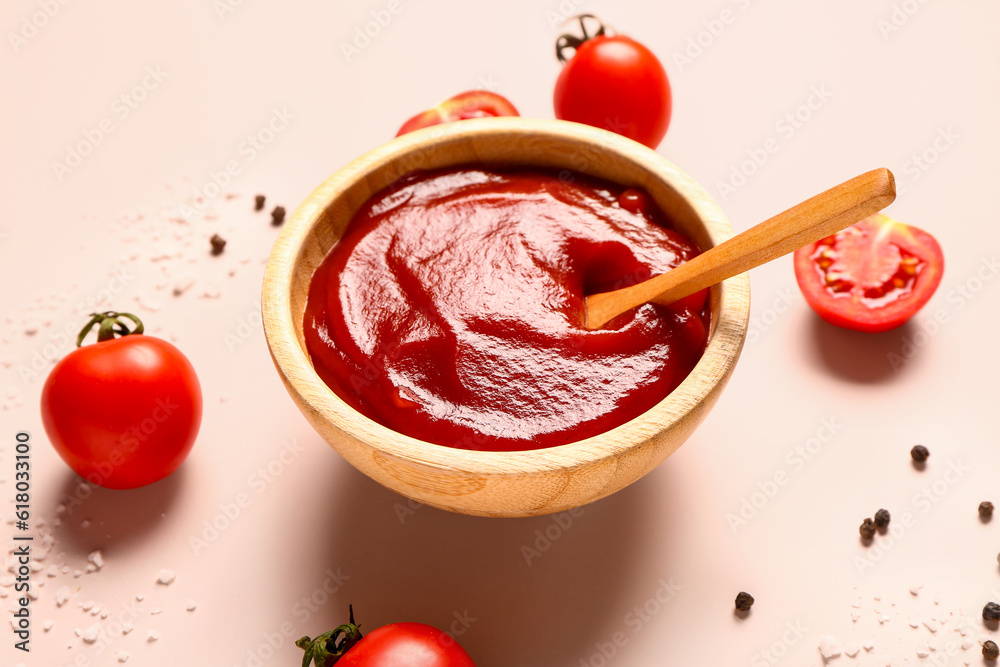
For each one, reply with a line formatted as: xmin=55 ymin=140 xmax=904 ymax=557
xmin=807 ymin=316 xmax=916 ymax=383
xmin=284 ymin=453 xmax=682 ymax=667
xmin=47 ymin=465 xmax=187 ymax=555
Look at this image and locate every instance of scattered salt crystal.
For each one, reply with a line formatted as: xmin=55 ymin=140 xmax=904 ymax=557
xmin=100 ymin=610 xmax=109 ymax=619
xmin=916 ymin=643 xmax=930 ymax=658
xmin=73 ymin=570 xmax=83 ymax=578
xmin=818 ymin=635 xmax=842 ymax=660
xmin=117 ymin=650 xmax=129 ymax=663
xmin=82 ymin=623 xmax=101 ymax=644
xmin=136 ymin=594 xmax=144 ymax=601
xmin=86 ymin=552 xmax=103 ymax=569
xmin=80 ymin=601 xmax=94 ymax=611
xmin=45 ymin=565 xmax=58 ymax=577
xmin=86 ymin=564 xmax=96 ymax=573
xmin=29 ymin=561 xmax=43 ymax=572
xmin=910 ymin=584 xmax=924 ymax=595
xmin=185 ymin=600 xmax=197 ymax=611
xmin=156 ymin=569 xmax=176 ymax=585
xmin=863 ymin=638 xmax=875 ymax=651
xmin=147 ymin=630 xmax=159 ymax=642
xmin=43 ymin=620 xmax=53 ymax=631
xmin=924 ymin=618 xmax=939 ymax=633
xmin=81 ymin=520 xmax=90 ymax=529
xmin=877 ymin=613 xmax=890 ymax=624
xmin=961 ymin=639 xmax=974 ymax=650
xmin=122 ymin=622 xmax=133 ymax=634
xmin=850 ymin=610 xmax=861 ymax=622
xmin=150 ymin=607 xmax=163 ymax=615
xmin=852 ymin=597 xmax=863 ymax=608
xmin=844 ymin=643 xmax=859 ymax=658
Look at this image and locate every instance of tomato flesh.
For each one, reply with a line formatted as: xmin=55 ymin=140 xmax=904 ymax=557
xmin=793 ymin=213 xmax=944 ymax=333
xmin=396 ymin=91 xmax=519 ymax=137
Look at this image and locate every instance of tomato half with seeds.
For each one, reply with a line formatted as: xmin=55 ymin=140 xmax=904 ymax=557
xmin=396 ymin=90 xmax=519 ymax=137
xmin=793 ymin=213 xmax=944 ymax=333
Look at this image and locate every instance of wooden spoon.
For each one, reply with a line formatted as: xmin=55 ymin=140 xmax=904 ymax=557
xmin=584 ymin=168 xmax=896 ymax=330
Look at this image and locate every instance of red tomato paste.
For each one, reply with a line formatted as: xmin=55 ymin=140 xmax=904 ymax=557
xmin=303 ymin=167 xmax=709 ymax=451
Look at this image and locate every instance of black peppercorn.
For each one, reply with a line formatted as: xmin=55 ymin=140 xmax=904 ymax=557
xmin=254 ymin=194 xmax=266 ymax=211
xmin=735 ymin=591 xmax=754 ymax=612
xmin=910 ymin=445 xmax=929 ymax=462
xmin=271 ymin=206 xmax=286 ymax=226
xmin=980 ymin=501 xmax=995 ymax=518
xmin=984 ymin=640 xmax=999 ymax=661
xmin=984 ymin=601 xmax=1000 ymax=622
xmin=874 ymin=508 xmax=890 ymax=528
xmin=210 ymin=234 xmax=226 ymax=256
xmin=859 ymin=518 xmax=876 ymax=540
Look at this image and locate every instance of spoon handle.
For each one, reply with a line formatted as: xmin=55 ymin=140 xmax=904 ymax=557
xmin=584 ymin=168 xmax=896 ymax=330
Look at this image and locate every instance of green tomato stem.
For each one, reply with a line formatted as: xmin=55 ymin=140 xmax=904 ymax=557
xmin=76 ymin=311 xmax=145 ymax=347
xmin=296 ymin=605 xmax=363 ymax=667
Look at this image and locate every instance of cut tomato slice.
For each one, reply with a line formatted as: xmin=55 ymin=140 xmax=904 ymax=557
xmin=793 ymin=213 xmax=944 ymax=333
xmin=396 ymin=90 xmax=519 ymax=136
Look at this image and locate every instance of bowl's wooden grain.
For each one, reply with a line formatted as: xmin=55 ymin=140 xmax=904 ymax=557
xmin=262 ymin=117 xmax=750 ymax=517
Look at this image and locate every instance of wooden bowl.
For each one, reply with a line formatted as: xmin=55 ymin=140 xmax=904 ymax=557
xmin=262 ymin=117 xmax=750 ymax=517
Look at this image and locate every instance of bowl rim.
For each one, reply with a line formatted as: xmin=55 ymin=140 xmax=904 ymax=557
xmin=262 ymin=117 xmax=750 ymax=477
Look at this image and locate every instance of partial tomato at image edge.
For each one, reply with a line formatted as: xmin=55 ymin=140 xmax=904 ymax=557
xmin=793 ymin=213 xmax=944 ymax=333
xmin=298 ymin=607 xmax=476 ymax=667
xmin=40 ymin=311 xmax=202 ymax=490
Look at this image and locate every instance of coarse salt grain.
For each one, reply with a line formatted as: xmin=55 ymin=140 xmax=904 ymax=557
xmin=43 ymin=620 xmax=53 ymax=631
xmin=147 ymin=630 xmax=159 ymax=642
xmin=818 ymin=635 xmax=842 ymax=660
xmin=82 ymin=623 xmax=101 ymax=644
xmin=844 ymin=644 xmax=860 ymax=657
xmin=916 ymin=643 xmax=930 ymax=658
xmin=185 ymin=600 xmax=197 ymax=611
xmin=117 ymin=651 xmax=129 ymax=663
xmin=156 ymin=569 xmax=176 ymax=585
xmin=87 ymin=550 xmax=103 ymax=569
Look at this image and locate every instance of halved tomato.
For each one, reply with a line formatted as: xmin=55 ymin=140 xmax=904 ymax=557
xmin=793 ymin=213 xmax=944 ymax=333
xmin=396 ymin=90 xmax=519 ymax=137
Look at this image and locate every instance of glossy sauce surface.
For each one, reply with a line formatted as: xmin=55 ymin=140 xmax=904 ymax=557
xmin=304 ymin=168 xmax=709 ymax=451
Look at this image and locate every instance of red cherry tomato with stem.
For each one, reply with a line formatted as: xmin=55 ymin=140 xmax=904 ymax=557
xmin=396 ymin=90 xmax=519 ymax=137
xmin=40 ymin=311 xmax=202 ymax=489
xmin=554 ymin=15 xmax=671 ymax=149
xmin=793 ymin=213 xmax=944 ymax=333
xmin=298 ymin=607 xmax=476 ymax=667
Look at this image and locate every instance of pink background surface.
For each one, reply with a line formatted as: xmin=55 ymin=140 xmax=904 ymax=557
xmin=3 ymin=1 xmax=999 ymax=665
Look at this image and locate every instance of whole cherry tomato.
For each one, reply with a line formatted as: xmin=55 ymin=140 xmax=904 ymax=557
xmin=793 ymin=213 xmax=944 ymax=333
xmin=553 ymin=15 xmax=671 ymax=149
xmin=40 ymin=311 xmax=202 ymax=489
xmin=298 ymin=608 xmax=475 ymax=667
xmin=396 ymin=90 xmax=519 ymax=137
